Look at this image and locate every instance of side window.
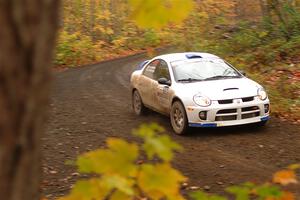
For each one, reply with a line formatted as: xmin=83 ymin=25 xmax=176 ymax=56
xmin=154 ymin=60 xmax=171 ymax=81
xmin=143 ymin=59 xmax=160 ymax=79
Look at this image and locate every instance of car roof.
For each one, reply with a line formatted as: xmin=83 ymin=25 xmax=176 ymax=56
xmin=154 ymin=52 xmax=220 ymax=63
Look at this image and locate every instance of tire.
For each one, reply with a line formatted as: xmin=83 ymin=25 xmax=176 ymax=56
xmin=170 ymin=101 xmax=189 ymax=135
xmin=132 ymin=90 xmax=146 ymax=115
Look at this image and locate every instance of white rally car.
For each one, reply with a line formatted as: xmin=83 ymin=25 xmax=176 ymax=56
xmin=130 ymin=52 xmax=270 ymax=134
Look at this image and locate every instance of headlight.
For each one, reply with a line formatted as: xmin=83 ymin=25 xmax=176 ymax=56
xmin=193 ymin=95 xmax=211 ymax=107
xmin=257 ymin=88 xmax=267 ymax=100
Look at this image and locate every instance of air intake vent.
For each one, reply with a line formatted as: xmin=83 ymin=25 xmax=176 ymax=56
xmin=218 ymin=99 xmax=233 ymax=104
xmin=217 ymin=109 xmax=237 ymax=114
xmin=242 ymin=96 xmax=254 ymax=102
xmin=223 ymin=88 xmax=239 ymax=91
xmin=242 ymin=106 xmax=259 ymax=112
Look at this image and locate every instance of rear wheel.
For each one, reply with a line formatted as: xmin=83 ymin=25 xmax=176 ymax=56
xmin=132 ymin=90 xmax=146 ymax=115
xmin=170 ymin=101 xmax=189 ymax=135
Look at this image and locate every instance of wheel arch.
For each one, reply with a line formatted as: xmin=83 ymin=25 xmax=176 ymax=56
xmin=132 ymin=87 xmax=137 ymax=95
xmin=171 ymin=96 xmax=192 ymax=121
xmin=171 ymin=96 xmax=185 ymax=106
xmin=170 ymin=96 xmax=189 ymax=135
xmin=132 ymin=88 xmax=145 ymax=106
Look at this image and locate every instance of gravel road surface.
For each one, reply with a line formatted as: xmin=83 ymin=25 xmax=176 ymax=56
xmin=42 ymin=53 xmax=300 ymax=199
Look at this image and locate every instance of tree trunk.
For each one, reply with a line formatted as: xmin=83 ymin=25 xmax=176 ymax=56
xmin=259 ymin=0 xmax=270 ymax=17
xmin=90 ymin=0 xmax=96 ymax=42
xmin=268 ymin=0 xmax=291 ymax=40
xmin=0 ymin=0 xmax=60 ymax=200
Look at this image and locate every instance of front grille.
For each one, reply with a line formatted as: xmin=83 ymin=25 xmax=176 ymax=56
xmin=217 ymin=109 xmax=237 ymax=114
xmin=215 ymin=106 xmax=261 ymax=122
xmin=218 ymin=99 xmax=233 ymax=104
xmin=216 ymin=109 xmax=237 ymax=121
xmin=242 ymin=106 xmax=259 ymax=112
xmin=242 ymin=112 xmax=260 ymax=119
xmin=218 ymin=96 xmax=254 ymax=104
xmin=242 ymin=96 xmax=254 ymax=102
xmin=216 ymin=115 xmax=237 ymax=121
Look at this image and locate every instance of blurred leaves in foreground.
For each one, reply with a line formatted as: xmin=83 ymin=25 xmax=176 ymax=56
xmin=129 ymin=0 xmax=194 ymax=29
xmin=59 ymin=123 xmax=186 ymax=200
xmin=58 ymin=124 xmax=299 ymax=200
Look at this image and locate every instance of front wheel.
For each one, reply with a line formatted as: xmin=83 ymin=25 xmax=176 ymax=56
xmin=132 ymin=90 xmax=146 ymax=115
xmin=170 ymin=101 xmax=189 ymax=135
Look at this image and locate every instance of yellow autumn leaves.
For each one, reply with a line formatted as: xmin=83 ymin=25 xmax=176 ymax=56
xmin=129 ymin=0 xmax=194 ymax=29
xmin=59 ymin=123 xmax=186 ymax=200
xmin=58 ymin=123 xmax=300 ymax=200
xmin=273 ymin=164 xmax=300 ymax=186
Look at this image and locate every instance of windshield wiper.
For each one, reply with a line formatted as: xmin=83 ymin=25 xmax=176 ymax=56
xmin=204 ymin=75 xmax=240 ymax=81
xmin=177 ymin=78 xmax=204 ymax=82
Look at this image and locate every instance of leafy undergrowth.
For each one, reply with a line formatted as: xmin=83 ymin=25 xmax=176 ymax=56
xmin=224 ymin=55 xmax=300 ymax=123
xmin=57 ymin=124 xmax=299 ymax=200
xmin=227 ymin=53 xmax=299 ymax=123
xmin=54 ymin=0 xmax=193 ymax=69
xmin=54 ymin=30 xmax=168 ymax=70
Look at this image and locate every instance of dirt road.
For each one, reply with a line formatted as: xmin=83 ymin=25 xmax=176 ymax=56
xmin=42 ymin=53 xmax=300 ymax=199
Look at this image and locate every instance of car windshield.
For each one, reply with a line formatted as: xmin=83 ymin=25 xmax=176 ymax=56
xmin=171 ymin=59 xmax=242 ymax=82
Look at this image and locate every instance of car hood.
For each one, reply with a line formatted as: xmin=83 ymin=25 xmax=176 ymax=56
xmin=176 ymin=78 xmax=261 ymax=100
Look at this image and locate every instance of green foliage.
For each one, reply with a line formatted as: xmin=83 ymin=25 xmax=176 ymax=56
xmin=190 ymin=191 xmax=227 ymax=200
xmin=255 ymin=184 xmax=282 ymax=199
xmin=226 ymin=183 xmax=282 ymax=200
xmin=55 ymin=31 xmax=96 ymax=66
xmin=133 ymin=123 xmax=182 ymax=161
xmin=279 ymin=35 xmax=300 ymax=56
xmin=143 ymin=30 xmax=161 ymax=47
xmin=226 ymin=182 xmax=255 ymax=200
xmin=191 ymin=169 xmax=300 ymax=200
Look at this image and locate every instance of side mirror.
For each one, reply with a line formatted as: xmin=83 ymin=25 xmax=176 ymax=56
xmin=240 ymin=70 xmax=246 ymax=76
xmin=158 ymin=77 xmax=171 ymax=86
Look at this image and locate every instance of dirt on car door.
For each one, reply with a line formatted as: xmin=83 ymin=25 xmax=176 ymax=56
xmin=152 ymin=60 xmax=173 ymax=114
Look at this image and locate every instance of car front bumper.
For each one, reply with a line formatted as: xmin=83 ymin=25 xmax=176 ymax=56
xmin=186 ymin=97 xmax=270 ymax=127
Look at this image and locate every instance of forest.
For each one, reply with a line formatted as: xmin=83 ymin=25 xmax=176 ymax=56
xmin=0 ymin=0 xmax=299 ymax=200
xmin=56 ymin=0 xmax=300 ymax=121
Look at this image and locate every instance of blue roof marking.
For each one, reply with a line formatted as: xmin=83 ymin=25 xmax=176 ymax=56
xmin=186 ymin=54 xmax=202 ymax=59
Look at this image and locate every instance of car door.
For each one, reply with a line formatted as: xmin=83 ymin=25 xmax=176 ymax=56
xmin=153 ymin=60 xmax=172 ymax=114
xmin=138 ymin=59 xmax=160 ymax=108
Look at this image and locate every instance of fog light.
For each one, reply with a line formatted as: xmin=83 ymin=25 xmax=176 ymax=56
xmin=199 ymin=111 xmax=207 ymax=120
xmin=264 ymin=104 xmax=270 ymax=113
